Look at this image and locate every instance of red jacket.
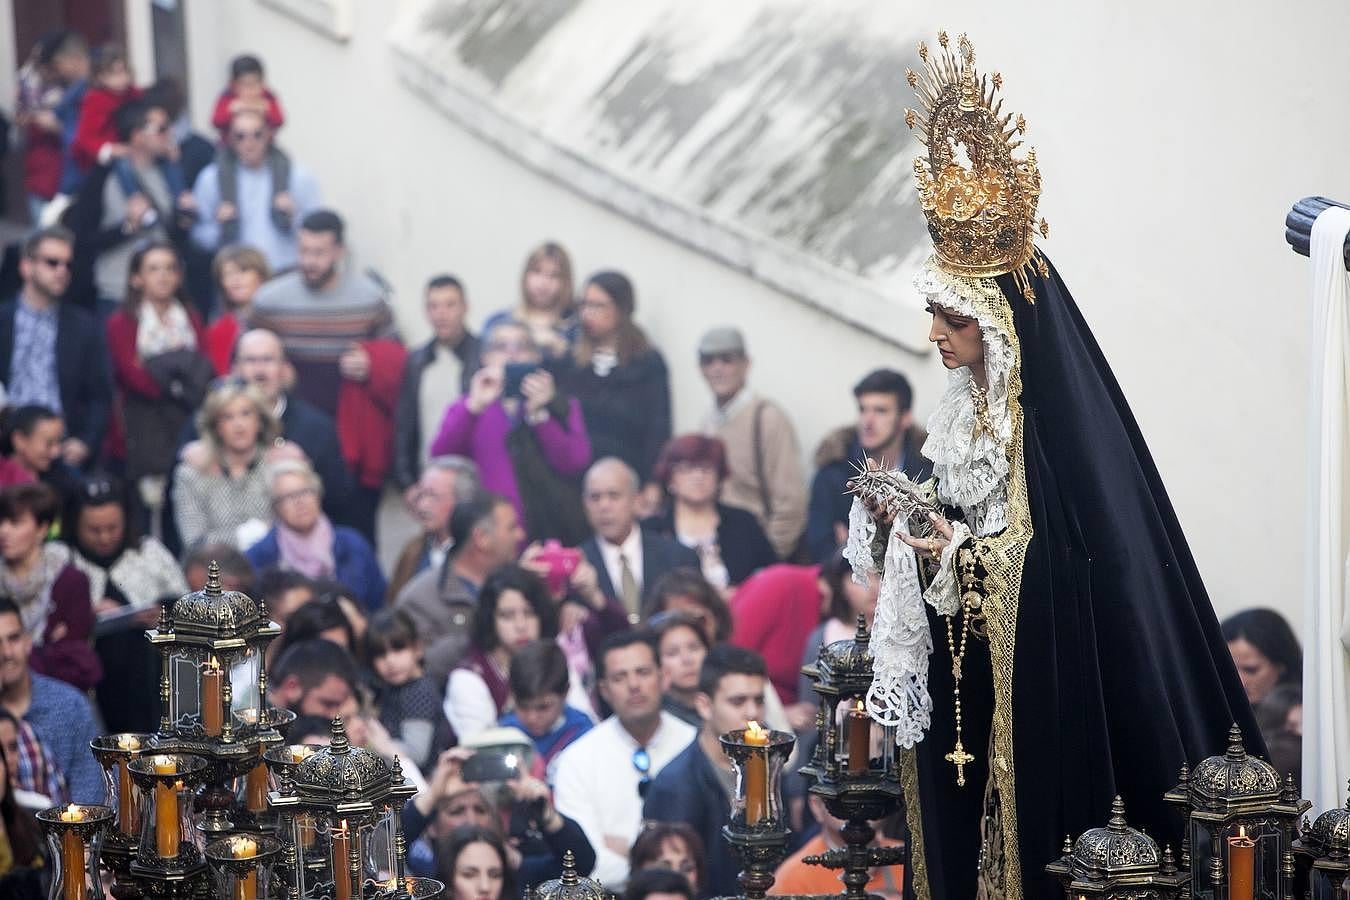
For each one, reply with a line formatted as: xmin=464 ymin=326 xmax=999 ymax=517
xmin=203 ymin=313 xmax=242 ymax=376
xmin=729 ymin=563 xmax=824 ymax=704
xmin=104 ymin=305 xmax=207 ymax=460
xmin=30 ymin=564 xmax=103 ymax=692
xmin=210 ymin=89 xmax=285 ymax=138
xmin=72 ymin=85 xmax=141 ymax=172
xmin=337 ymin=339 xmax=406 ymax=489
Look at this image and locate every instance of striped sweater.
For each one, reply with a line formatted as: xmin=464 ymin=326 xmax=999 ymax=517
xmin=250 ymin=269 xmax=399 ymax=416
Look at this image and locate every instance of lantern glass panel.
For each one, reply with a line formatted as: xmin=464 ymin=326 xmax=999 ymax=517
xmin=1189 ymin=818 xmax=1216 ymax=900
xmin=1253 ymin=829 xmax=1280 ymax=899
xmin=229 ymin=649 xmax=262 ymax=724
xmin=364 ymin=808 xmax=398 ymax=882
xmin=44 ymin=824 xmax=106 ymax=900
xmin=168 ymin=651 xmax=201 ymax=729
xmin=838 ymin=695 xmax=876 ymax=775
xmin=211 ymin=860 xmax=276 ymax=900
xmin=725 ymin=733 xmax=790 ymax=830
xmin=137 ymin=761 xmax=199 ymax=860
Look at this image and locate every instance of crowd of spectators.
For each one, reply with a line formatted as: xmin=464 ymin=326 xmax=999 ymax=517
xmin=0 ymin=33 xmax=1303 ymax=900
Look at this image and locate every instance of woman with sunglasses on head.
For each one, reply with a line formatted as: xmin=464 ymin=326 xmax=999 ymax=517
xmin=243 ymin=458 xmax=384 ymax=611
xmin=67 ymin=473 xmax=185 ymax=733
xmin=106 ymin=240 xmax=212 ymax=545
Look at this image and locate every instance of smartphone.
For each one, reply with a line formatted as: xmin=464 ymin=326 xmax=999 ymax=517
xmin=502 ymin=362 xmax=540 ymax=399
xmin=461 ymin=750 xmax=522 ymax=783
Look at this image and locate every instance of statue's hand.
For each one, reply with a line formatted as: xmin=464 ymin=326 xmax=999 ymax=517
xmin=847 ymin=457 xmax=900 ymax=525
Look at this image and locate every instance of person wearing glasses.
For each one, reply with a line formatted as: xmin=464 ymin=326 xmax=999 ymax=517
xmin=243 ymin=458 xmax=384 ymax=612
xmin=0 ymin=227 xmax=110 ymax=468
xmin=553 ymin=631 xmax=696 ymax=886
xmin=190 ymin=107 xmax=320 ymax=272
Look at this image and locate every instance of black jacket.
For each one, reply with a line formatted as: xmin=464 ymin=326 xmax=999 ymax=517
xmin=555 ymin=348 xmax=670 ymax=482
xmin=392 ymin=333 xmax=479 ymax=489
xmin=579 ymin=526 xmax=700 ymax=609
xmin=642 ymin=739 xmax=737 ymax=898
xmin=642 ymin=502 xmax=778 ymax=586
xmin=0 ymin=299 xmax=111 ymax=452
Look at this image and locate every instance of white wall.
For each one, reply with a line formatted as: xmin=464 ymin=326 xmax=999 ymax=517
xmin=183 ymin=0 xmax=1350 ymax=630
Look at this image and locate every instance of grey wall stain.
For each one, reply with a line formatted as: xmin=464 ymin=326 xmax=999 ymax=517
xmin=408 ymin=0 xmax=931 ymax=283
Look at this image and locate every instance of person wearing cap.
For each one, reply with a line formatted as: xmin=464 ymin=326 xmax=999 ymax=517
xmin=696 ymin=326 xmax=806 ymax=559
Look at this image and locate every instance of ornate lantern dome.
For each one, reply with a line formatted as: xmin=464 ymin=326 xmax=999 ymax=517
xmin=1305 ymin=795 xmax=1350 ymax=857
xmin=531 ymin=850 xmax=606 ymax=900
xmin=157 ymin=561 xmax=279 ymax=646
xmin=804 ymin=616 xmax=875 ymax=696
xmin=290 ymin=718 xmax=411 ymax=811
xmin=1186 ymin=724 xmax=1281 ymax=808
xmin=1069 ymin=796 xmax=1160 ymax=879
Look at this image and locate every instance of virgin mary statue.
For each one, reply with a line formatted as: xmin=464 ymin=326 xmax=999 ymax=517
xmin=846 ymin=33 xmax=1263 ymax=900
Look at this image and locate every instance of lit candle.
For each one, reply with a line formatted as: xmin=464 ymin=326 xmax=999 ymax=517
xmin=290 ymin=745 xmax=313 ymax=764
xmin=1227 ymin=826 xmax=1254 ymax=900
xmin=244 ymin=762 xmax=268 ymax=813
xmin=743 ymin=721 xmax=770 ymax=826
xmin=153 ymin=756 xmax=179 ymax=859
xmin=115 ymin=734 xmax=139 ymax=836
xmin=846 ymin=700 xmax=870 ymax=774
xmin=202 ymin=657 xmax=223 ymax=737
xmin=333 ymin=821 xmax=352 ymax=900
xmin=231 ymin=836 xmax=258 ymax=900
xmin=59 ymin=804 xmax=87 ymax=900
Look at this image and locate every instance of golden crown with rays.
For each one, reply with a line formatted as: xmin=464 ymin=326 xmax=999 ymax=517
xmin=905 ymin=32 xmax=1049 ymax=301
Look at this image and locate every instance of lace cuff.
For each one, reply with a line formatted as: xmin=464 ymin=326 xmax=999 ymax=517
xmin=923 ymin=521 xmax=972 ymax=617
xmin=843 ymin=497 xmax=878 ymax=587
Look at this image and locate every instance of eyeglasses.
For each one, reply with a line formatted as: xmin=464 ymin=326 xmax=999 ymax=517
xmin=632 ymin=747 xmax=652 ymax=798
xmin=273 ymin=487 xmax=319 ymax=506
xmin=82 ymin=478 xmax=118 ymax=502
xmin=35 ymin=255 xmax=71 ymax=270
xmin=699 ymin=353 xmax=742 ymax=367
xmin=231 ymin=129 xmax=265 ymax=142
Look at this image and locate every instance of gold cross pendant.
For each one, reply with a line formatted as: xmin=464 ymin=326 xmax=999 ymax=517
xmin=945 ymin=741 xmax=974 ymax=786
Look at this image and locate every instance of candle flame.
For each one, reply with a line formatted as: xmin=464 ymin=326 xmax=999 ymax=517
xmin=855 ymin=699 xmax=866 ymax=713
xmin=60 ymin=803 xmax=84 ymax=822
xmin=1238 ymin=825 xmax=1246 ymax=838
xmin=231 ymin=836 xmax=258 ymax=858
xmin=116 ymin=733 xmax=140 ymax=751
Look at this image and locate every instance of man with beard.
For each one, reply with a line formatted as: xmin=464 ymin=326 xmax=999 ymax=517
xmin=805 ymin=368 xmax=931 ymax=564
xmin=250 ymin=209 xmax=402 ymax=538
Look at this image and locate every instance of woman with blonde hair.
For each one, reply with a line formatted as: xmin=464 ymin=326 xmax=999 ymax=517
xmin=173 ymin=376 xmax=294 ymax=551
xmin=244 ymin=458 xmax=385 ymax=611
xmin=204 ymin=244 xmax=270 ymax=374
xmin=482 ymin=242 xmax=576 ymax=360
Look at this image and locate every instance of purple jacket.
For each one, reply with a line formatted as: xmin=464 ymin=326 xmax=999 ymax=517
xmin=430 ymin=396 xmax=591 ymax=534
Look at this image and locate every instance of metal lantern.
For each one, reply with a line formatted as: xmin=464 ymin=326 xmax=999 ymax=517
xmin=36 ymin=803 xmax=113 ymax=900
xmin=270 ymin=717 xmax=431 ymax=900
xmin=718 ymin=725 xmax=796 ymax=899
xmin=796 ymin=615 xmax=904 ymax=900
xmin=530 ymin=850 xmax=605 ymax=900
xmin=1164 ymin=724 xmax=1310 ymax=900
xmin=146 ymin=562 xmax=284 ymax=838
xmin=127 ymin=752 xmax=210 ymax=890
xmin=89 ymin=732 xmax=151 ymax=878
xmin=1293 ymin=781 xmax=1350 ymax=899
xmin=204 ymin=833 xmax=283 ymax=900
xmin=1044 ymin=795 xmax=1190 ymax=898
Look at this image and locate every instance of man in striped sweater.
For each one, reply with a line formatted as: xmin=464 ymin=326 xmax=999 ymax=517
xmin=250 ymin=208 xmax=402 ymax=539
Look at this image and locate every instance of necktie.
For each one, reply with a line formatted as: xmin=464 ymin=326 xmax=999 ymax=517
xmin=619 ymin=552 xmax=641 ymax=624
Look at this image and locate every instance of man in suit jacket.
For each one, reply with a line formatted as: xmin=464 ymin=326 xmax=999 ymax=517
xmin=0 ymin=226 xmax=111 ymax=466
xmin=579 ymin=457 xmax=700 ymax=624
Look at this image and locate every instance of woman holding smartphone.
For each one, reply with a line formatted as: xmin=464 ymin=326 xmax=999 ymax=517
xmin=429 ymin=320 xmax=591 ymax=543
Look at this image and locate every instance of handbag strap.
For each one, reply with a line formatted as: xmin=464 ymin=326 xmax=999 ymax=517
xmin=752 ymin=400 xmax=772 ymax=520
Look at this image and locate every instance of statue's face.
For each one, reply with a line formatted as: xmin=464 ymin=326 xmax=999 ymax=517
xmin=927 ymin=302 xmax=985 ymax=373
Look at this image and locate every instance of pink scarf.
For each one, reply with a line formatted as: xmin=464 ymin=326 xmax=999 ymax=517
xmin=275 ymin=515 xmax=336 ymax=579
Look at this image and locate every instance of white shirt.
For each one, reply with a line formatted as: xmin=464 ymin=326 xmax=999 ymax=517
xmin=597 ymin=526 xmax=644 ymax=599
xmin=419 ymin=343 xmax=464 ymax=464
xmin=552 ymin=712 xmax=696 ymax=886
xmin=443 ymin=653 xmax=597 ymax=742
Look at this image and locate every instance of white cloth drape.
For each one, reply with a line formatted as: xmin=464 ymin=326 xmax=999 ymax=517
xmin=1303 ymin=205 xmax=1350 ymax=813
